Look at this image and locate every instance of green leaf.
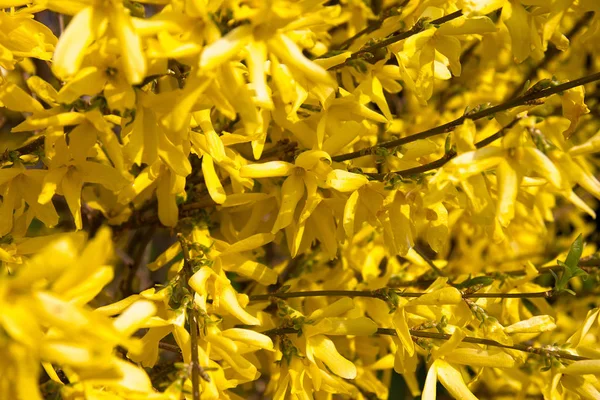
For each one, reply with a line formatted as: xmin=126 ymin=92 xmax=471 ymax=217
xmin=553 ymin=234 xmax=587 ymax=295
xmin=455 ymin=276 xmax=494 ymax=289
xmin=565 ymin=234 xmax=584 ymax=269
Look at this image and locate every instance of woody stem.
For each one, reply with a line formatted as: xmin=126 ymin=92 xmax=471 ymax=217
xmin=248 ymin=288 xmax=553 ymax=302
xmin=327 ymin=10 xmax=463 ymax=70
xmin=264 ymin=327 xmax=587 ymax=361
xmin=178 ymin=234 xmax=206 ymax=398
xmin=331 ymin=71 xmax=600 ymax=162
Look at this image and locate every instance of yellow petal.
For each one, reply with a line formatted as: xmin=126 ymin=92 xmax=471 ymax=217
xmin=147 ymin=241 xmax=181 ymax=271
xmin=437 ymin=16 xmax=498 ymax=36
xmin=222 ymin=233 xmax=276 ymax=254
xmin=109 ymin=4 xmax=147 ymax=84
xmin=11 ymin=112 xmax=86 ymax=132
xmin=505 ymin=315 xmax=556 ymax=334
xmin=41 ymin=342 xmax=105 ymax=368
xmin=326 ymin=169 xmax=368 ymax=192
xmin=162 ymin=72 xmax=211 ymax=132
xmin=562 ymin=86 xmax=590 ymax=139
xmin=502 ymin=0 xmax=532 ymax=63
xmin=38 ymin=167 xmax=68 ymax=204
xmin=268 ymin=33 xmax=335 ymax=86
xmin=95 ymin=358 xmax=154 ymax=393
xmin=219 ymin=285 xmax=260 ymax=325
xmin=104 ymin=75 xmax=136 ymax=112
xmin=26 ymin=76 xmax=58 ymax=106
xmin=308 ymin=298 xmax=355 ymax=320
xmin=240 ymin=161 xmax=295 ymax=178
xmin=567 ymin=308 xmax=600 ymax=348
xmin=246 ymin=40 xmax=272 ymax=109
xmin=448 ymin=147 xmax=504 ymax=176
xmin=444 ymin=348 xmax=516 ymax=368
xmin=62 ymin=170 xmax=84 ymax=230
xmin=221 ymin=328 xmax=274 ymax=351
xmin=520 ymin=147 xmax=563 ymax=189
xmin=309 ymin=335 xmax=357 ymax=379
xmin=271 ymin=174 xmax=305 ymax=233
xmin=432 ymin=329 xmax=467 ymax=359
xmin=78 ymin=161 xmax=129 ymax=191
xmin=393 ymin=308 xmax=415 ymax=356
xmin=563 ymin=360 xmax=600 ymax=376
xmin=220 ymin=253 xmax=278 ymax=285
xmin=305 ymin=317 xmax=378 ymax=337
xmin=496 ymin=160 xmax=519 ymax=227
xmin=461 ymin=0 xmax=505 ymax=14
xmin=53 ymin=7 xmax=104 ymax=79
xmin=156 ymin=172 xmax=178 ymax=227
xmin=200 ymin=24 xmax=253 ymax=70
xmin=435 ymin=359 xmax=478 ymax=400
xmin=157 ymin=135 xmax=191 ymax=177
xmin=422 ymin=362 xmax=438 ymax=400
xmin=0 ymin=81 xmax=44 ymax=113
xmin=56 ymin=66 xmax=107 ymax=104
xmin=406 ymin=287 xmax=463 ymax=307
xmin=202 ymin=154 xmax=226 ymax=204
xmin=343 ymin=189 xmax=359 ymax=238
xmin=113 ymin=300 xmax=157 ymax=337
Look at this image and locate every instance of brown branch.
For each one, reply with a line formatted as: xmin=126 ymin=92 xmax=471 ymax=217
xmin=334 ymin=1 xmax=410 ymax=51
xmin=366 ymin=118 xmax=519 ymax=180
xmin=177 ymin=234 xmax=210 ymax=396
xmin=264 ymin=327 xmax=588 ymax=361
xmin=249 ymin=288 xmax=553 ymax=302
xmin=412 ymin=243 xmax=447 ymax=277
xmin=327 ymin=10 xmax=463 ymax=71
xmin=1 ymin=136 xmax=45 ymax=163
xmin=507 ymin=12 xmax=595 ymax=100
xmin=159 ymin=342 xmax=182 ymax=354
xmin=332 ymin=71 xmax=600 ymax=162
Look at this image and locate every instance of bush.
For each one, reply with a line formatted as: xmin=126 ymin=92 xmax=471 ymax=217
xmin=1 ymin=1 xmax=600 ymax=399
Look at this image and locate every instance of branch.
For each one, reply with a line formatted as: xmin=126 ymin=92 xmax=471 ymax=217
xmin=248 ymin=288 xmax=553 ymax=302
xmin=412 ymin=243 xmax=447 ymax=277
xmin=327 ymin=10 xmax=463 ymax=71
xmin=264 ymin=327 xmax=588 ymax=361
xmin=1 ymin=136 xmax=45 ymax=163
xmin=366 ymin=118 xmax=520 ymax=180
xmin=507 ymin=12 xmax=594 ymax=100
xmin=159 ymin=342 xmax=182 ymax=354
xmin=333 ymin=0 xmax=410 ymax=51
xmin=332 ymin=71 xmax=600 ymax=162
xmin=177 ymin=234 xmax=210 ymax=397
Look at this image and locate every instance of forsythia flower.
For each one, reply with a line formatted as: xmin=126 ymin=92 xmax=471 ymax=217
xmin=0 ymin=228 xmax=158 ymax=399
xmin=1 ymin=0 xmax=600 ymax=399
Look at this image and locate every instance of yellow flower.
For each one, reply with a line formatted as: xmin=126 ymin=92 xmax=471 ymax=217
xmin=241 ymin=149 xmax=367 ymax=256
xmin=50 ymin=0 xmax=147 ymax=84
xmin=393 ymin=10 xmax=497 ymax=103
xmin=0 ymin=7 xmax=57 ymax=71
xmin=36 ymin=133 xmax=128 ymax=230
xmin=0 ymin=162 xmax=58 ymax=236
xmin=0 ymin=227 xmax=158 ymax=399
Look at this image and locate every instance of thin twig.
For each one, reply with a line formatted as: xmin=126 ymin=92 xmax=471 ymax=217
xmin=334 ymin=1 xmax=410 ymax=50
xmin=507 ymin=12 xmax=595 ymax=100
xmin=366 ymin=118 xmax=519 ymax=180
xmin=328 ymin=10 xmax=463 ymax=71
xmin=0 ymin=136 xmax=45 ymax=163
xmin=248 ymin=288 xmax=553 ymax=302
xmin=159 ymin=342 xmax=182 ymax=354
xmin=413 ymin=243 xmax=447 ymax=277
xmin=264 ymin=327 xmax=588 ymax=361
xmin=332 ymin=71 xmax=600 ymax=162
xmin=177 ymin=234 xmax=210 ymax=397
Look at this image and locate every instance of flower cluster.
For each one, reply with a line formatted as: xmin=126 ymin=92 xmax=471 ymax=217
xmin=1 ymin=0 xmax=600 ymax=399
